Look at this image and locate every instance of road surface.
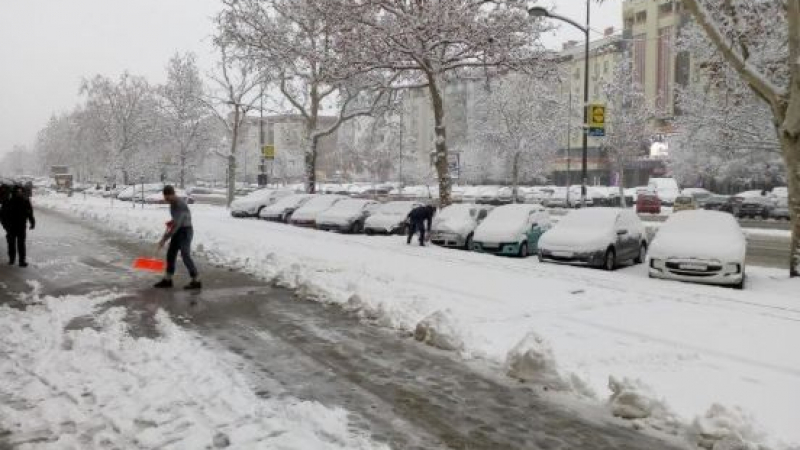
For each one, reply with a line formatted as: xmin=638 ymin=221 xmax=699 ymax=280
xmin=0 ymin=209 xmax=685 ymax=450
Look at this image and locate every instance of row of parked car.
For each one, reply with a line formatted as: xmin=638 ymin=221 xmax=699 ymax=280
xmin=231 ymin=188 xmax=748 ymax=289
xmin=636 ymin=187 xmax=790 ymax=220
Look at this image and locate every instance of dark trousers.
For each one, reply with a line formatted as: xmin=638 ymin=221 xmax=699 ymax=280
xmin=166 ymin=227 xmax=198 ymax=278
xmin=407 ymin=220 xmax=426 ymax=245
xmin=6 ymin=227 xmax=26 ymax=264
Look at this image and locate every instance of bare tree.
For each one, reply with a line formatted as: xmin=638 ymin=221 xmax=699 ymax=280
xmin=158 ymin=53 xmax=213 ymax=188
xmin=80 ymin=73 xmax=155 ymax=184
xmin=204 ymin=41 xmax=263 ymax=207
xmin=217 ymin=0 xmax=394 ymax=194
xmin=597 ymin=55 xmax=654 ymax=207
xmin=326 ymin=0 xmax=549 ymax=205
xmin=681 ymin=0 xmax=800 ymax=276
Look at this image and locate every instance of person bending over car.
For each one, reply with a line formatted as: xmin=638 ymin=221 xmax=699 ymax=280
xmin=406 ymin=204 xmax=436 ymax=246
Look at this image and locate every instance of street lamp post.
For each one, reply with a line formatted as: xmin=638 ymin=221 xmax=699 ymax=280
xmin=529 ymin=2 xmax=590 ymax=208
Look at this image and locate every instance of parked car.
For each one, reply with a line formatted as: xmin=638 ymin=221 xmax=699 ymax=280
xmin=636 ymin=193 xmax=662 ymax=214
xmin=316 ymin=199 xmax=380 ymax=233
xmin=230 ymin=189 xmax=294 ymax=217
xmin=681 ymin=188 xmax=713 ymax=207
xmin=703 ymin=195 xmax=740 ymax=215
xmin=771 ymin=196 xmax=790 ymax=220
xmin=771 ymin=186 xmax=788 ymax=198
xmin=430 ymin=204 xmax=493 ymax=249
xmin=117 ymin=183 xmax=163 ymax=201
xmin=648 ymin=177 xmax=680 ymax=206
xmin=737 ymin=196 xmax=774 ymax=219
xmin=364 ymin=201 xmax=422 ymax=235
xmin=648 ymin=210 xmax=746 ymax=289
xmin=259 ymin=194 xmax=315 ymax=222
xmin=289 ymin=194 xmax=348 ymax=227
xmin=472 ymin=204 xmax=551 ymax=257
xmin=538 ymin=208 xmax=647 ymax=271
xmin=544 ymin=187 xmax=569 ymax=208
xmin=144 ymin=188 xmax=194 ymax=204
xmin=672 ymin=195 xmax=698 ymax=212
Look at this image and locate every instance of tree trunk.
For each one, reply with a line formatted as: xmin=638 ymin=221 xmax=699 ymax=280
xmin=427 ymin=77 xmax=451 ymax=207
xmin=512 ymin=152 xmax=520 ymax=204
xmin=179 ymin=150 xmax=186 ymax=189
xmin=781 ymin=131 xmax=800 ymax=277
xmin=306 ymin=136 xmax=318 ymax=194
xmin=228 ymin=108 xmax=240 ymax=208
xmin=618 ymin=163 xmax=627 ymax=208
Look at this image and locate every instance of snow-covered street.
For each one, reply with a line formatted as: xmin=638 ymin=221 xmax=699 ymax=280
xmin=22 ymin=194 xmax=799 ymax=450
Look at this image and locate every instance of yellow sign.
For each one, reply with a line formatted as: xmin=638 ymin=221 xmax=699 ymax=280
xmin=588 ymin=104 xmax=606 ymax=137
xmin=262 ymin=145 xmax=275 ymax=160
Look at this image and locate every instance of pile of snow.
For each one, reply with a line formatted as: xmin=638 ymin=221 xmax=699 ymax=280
xmin=690 ymin=405 xmax=765 ymax=450
xmin=0 ymin=288 xmax=386 ymax=450
xmin=36 ymin=196 xmax=800 ymax=449
xmin=414 ymin=309 xmax=465 ymax=352
xmin=504 ymin=332 xmax=563 ymax=387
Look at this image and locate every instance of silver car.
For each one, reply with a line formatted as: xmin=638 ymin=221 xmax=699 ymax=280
xmin=430 ymin=204 xmax=493 ymax=249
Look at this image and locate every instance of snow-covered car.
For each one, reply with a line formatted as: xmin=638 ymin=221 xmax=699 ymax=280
xmin=117 ymin=183 xmax=163 ymax=201
xmin=430 ymin=204 xmax=493 ymax=249
xmin=544 ymin=188 xmax=568 ymax=208
xmin=672 ymin=195 xmax=698 ymax=212
xmin=737 ymin=196 xmax=774 ymax=219
xmin=259 ymin=194 xmax=315 ymax=222
xmin=316 ymin=199 xmax=380 ymax=233
xmin=289 ymin=194 xmax=348 ymax=227
xmin=230 ymin=189 xmax=294 ymax=217
xmin=144 ymin=189 xmax=194 ymax=204
xmin=648 ymin=178 xmax=680 ymax=206
xmin=682 ymin=187 xmax=713 ymax=206
xmin=771 ymin=197 xmax=790 ymax=220
xmin=472 ymin=204 xmax=551 ymax=257
xmin=648 ymin=210 xmax=746 ymax=289
xmin=538 ymin=208 xmax=647 ymax=271
xmin=364 ymin=201 xmax=422 ymax=235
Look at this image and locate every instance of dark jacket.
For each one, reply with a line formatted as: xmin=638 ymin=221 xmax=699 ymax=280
xmin=2 ymin=194 xmax=35 ymax=230
xmin=407 ymin=205 xmax=436 ymax=230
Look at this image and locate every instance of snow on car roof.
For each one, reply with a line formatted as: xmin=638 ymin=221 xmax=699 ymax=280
xmin=558 ymin=208 xmax=620 ymax=228
xmin=660 ymin=210 xmax=739 ymax=235
xmin=376 ymin=201 xmax=419 ymax=213
xmin=482 ymin=204 xmax=540 ymax=223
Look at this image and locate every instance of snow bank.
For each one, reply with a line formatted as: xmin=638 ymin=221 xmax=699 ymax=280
xmin=690 ymin=405 xmax=766 ymax=450
xmin=0 ymin=288 xmax=386 ymax=450
xmin=37 ymin=196 xmax=800 ymax=449
xmin=414 ymin=309 xmax=465 ymax=352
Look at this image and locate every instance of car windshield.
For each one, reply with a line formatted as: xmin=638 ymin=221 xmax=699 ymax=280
xmin=377 ymin=202 xmax=417 ymax=214
xmin=301 ymin=196 xmax=342 ymax=209
xmin=675 ymin=197 xmax=693 ymax=204
xmin=482 ymin=205 xmax=533 ymax=226
xmin=273 ymin=195 xmax=312 ymax=208
xmin=332 ymin=199 xmax=370 ymax=212
xmin=558 ymin=208 xmax=619 ymax=230
xmin=243 ymin=189 xmax=276 ymax=201
xmin=437 ymin=204 xmax=473 ymax=221
xmin=662 ymin=211 xmax=738 ymax=236
xmin=708 ymin=196 xmax=728 ymax=203
xmin=744 ymin=197 xmax=771 ymax=204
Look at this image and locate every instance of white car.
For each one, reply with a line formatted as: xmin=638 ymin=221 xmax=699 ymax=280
xmin=144 ymin=188 xmax=194 ymax=204
xmin=289 ymin=194 xmax=349 ymax=227
xmin=648 ymin=210 xmax=746 ymax=289
xmin=431 ymin=203 xmax=494 ymax=249
xmin=117 ymin=183 xmax=163 ymax=201
xmin=316 ymin=199 xmax=380 ymax=233
xmin=538 ymin=208 xmax=647 ymax=270
xmin=259 ymin=194 xmax=315 ymax=222
xmin=648 ymin=177 xmax=680 ymax=206
xmin=230 ymin=189 xmax=294 ymax=217
xmin=472 ymin=204 xmax=551 ymax=257
xmin=364 ymin=201 xmax=422 ymax=235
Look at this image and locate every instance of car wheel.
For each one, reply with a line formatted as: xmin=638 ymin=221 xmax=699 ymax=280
xmin=603 ymin=248 xmax=616 ymax=271
xmin=464 ymin=233 xmax=473 ymax=251
xmin=365 ymin=228 xmax=374 ymax=236
xmin=537 ymin=252 xmax=544 ymax=263
xmin=518 ymin=242 xmax=528 ymax=258
xmin=761 ymin=211 xmax=769 ymax=220
xmin=734 ymin=274 xmax=746 ymax=290
xmin=256 ymin=206 xmax=265 ymax=218
xmin=634 ymin=243 xmax=647 ymax=264
xmin=351 ymin=221 xmax=363 ymax=234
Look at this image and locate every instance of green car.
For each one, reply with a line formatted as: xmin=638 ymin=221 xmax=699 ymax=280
xmin=472 ymin=204 xmax=551 ymax=257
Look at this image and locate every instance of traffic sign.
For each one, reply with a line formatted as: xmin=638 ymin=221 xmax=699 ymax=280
xmin=588 ymin=104 xmax=606 ymax=137
xmin=262 ymin=145 xmax=276 ymax=160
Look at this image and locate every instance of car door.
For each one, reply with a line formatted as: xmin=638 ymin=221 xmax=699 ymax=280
xmin=621 ymin=212 xmax=641 ymax=258
xmin=614 ymin=213 xmax=635 ymax=260
xmin=526 ymin=210 xmax=547 ymax=253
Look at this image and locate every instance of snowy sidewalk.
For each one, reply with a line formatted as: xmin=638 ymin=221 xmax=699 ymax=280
xmin=37 ymin=195 xmax=800 ymax=449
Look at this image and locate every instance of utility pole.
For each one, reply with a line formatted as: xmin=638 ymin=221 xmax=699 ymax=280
xmin=259 ymin=82 xmax=267 ymax=187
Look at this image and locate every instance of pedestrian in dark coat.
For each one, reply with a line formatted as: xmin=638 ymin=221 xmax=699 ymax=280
xmin=3 ymin=186 xmax=35 ymax=267
xmin=406 ymin=204 xmax=436 ymax=246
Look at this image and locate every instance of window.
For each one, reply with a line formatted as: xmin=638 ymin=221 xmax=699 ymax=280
xmin=656 ymin=26 xmax=674 ymax=112
xmin=658 ymin=2 xmax=673 ymax=16
xmin=604 ymin=61 xmax=609 ymax=74
xmin=635 ymin=11 xmax=647 ymax=23
xmin=633 ymin=34 xmax=646 ymax=86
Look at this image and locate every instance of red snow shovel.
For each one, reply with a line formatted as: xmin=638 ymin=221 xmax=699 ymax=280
xmin=132 ymin=257 xmax=165 ymax=273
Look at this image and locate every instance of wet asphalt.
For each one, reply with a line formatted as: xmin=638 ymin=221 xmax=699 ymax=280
xmin=0 ymin=209 xmax=687 ymax=450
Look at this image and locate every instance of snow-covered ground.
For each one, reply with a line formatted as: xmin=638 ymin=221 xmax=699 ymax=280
xmin=37 ymin=195 xmax=799 ymax=449
xmin=0 ymin=283 xmax=386 ymax=449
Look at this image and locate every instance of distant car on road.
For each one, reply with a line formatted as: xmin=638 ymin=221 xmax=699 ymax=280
xmin=703 ymin=195 xmax=740 ymax=215
xmin=230 ymin=189 xmax=294 ymax=218
xmin=430 ymin=204 xmax=493 ymax=249
xmin=259 ymin=194 xmax=315 ymax=223
xmin=289 ymin=194 xmax=348 ymax=227
xmin=538 ymin=208 xmax=647 ymax=271
xmin=648 ymin=178 xmax=680 ymax=206
xmin=472 ymin=204 xmax=551 ymax=258
xmin=771 ymin=197 xmax=790 ymax=221
xmin=636 ymin=193 xmax=662 ymax=214
xmin=364 ymin=201 xmax=422 ymax=235
xmin=316 ymin=199 xmax=380 ymax=233
xmin=648 ymin=210 xmax=746 ymax=289
xmin=672 ymin=195 xmax=698 ymax=212
xmin=737 ymin=196 xmax=774 ymax=219
xmin=681 ymin=188 xmax=713 ymax=207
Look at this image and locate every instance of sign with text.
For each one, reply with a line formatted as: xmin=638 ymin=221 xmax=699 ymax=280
xmin=588 ymin=104 xmax=606 ymax=137
xmin=262 ymin=145 xmax=276 ymax=160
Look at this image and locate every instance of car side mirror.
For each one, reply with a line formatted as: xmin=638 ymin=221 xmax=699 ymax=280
xmin=616 ymin=229 xmax=628 ymax=236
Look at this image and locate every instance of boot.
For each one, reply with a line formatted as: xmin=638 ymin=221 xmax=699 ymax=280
xmin=19 ymin=262 xmax=28 ymax=268
xmin=153 ymin=279 xmax=173 ymax=289
xmin=184 ymin=280 xmax=202 ymax=290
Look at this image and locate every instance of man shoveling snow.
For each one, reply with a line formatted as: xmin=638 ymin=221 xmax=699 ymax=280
xmin=154 ymin=185 xmax=202 ymax=290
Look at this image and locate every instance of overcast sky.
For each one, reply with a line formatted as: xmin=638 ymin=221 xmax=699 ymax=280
xmin=0 ymin=0 xmax=621 ymax=157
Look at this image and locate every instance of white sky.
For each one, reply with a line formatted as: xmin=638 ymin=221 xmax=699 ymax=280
xmin=0 ymin=0 xmax=621 ymax=156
